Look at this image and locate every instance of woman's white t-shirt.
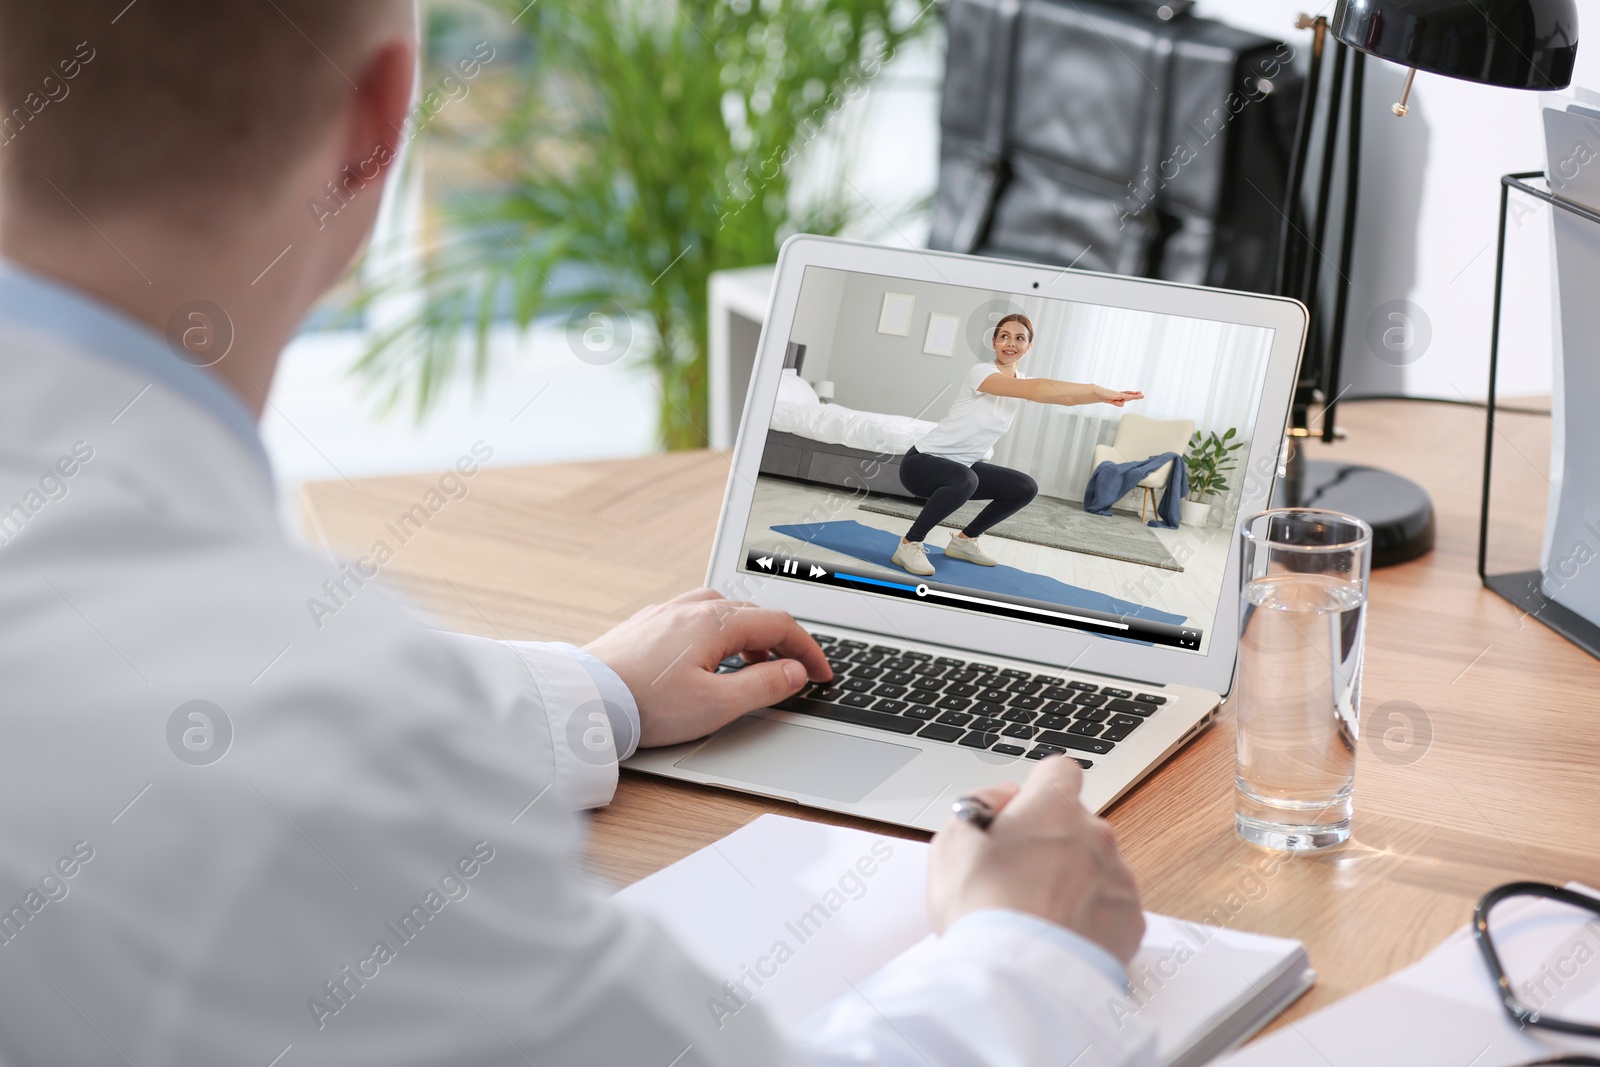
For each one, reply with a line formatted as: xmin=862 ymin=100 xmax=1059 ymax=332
xmin=913 ymin=362 xmax=1027 ymax=466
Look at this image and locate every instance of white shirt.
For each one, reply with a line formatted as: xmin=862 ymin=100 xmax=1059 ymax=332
xmin=914 ymin=362 xmax=1028 ymax=465
xmin=0 ymin=265 xmax=1155 ymax=1067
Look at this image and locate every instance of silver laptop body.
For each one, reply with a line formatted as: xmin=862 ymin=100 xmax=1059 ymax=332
xmin=625 ymin=236 xmax=1307 ymax=831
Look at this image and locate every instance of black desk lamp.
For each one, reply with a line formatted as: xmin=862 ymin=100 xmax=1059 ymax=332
xmin=1273 ymin=0 xmax=1579 ymax=566
xmin=1335 ymin=0 xmax=1578 ymax=105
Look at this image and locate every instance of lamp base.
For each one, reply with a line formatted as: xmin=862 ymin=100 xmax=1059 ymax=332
xmin=1271 ymin=459 xmax=1435 ymax=567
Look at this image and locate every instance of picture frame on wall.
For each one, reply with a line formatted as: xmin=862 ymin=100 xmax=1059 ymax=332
xmin=877 ymin=292 xmax=915 ymax=336
xmin=923 ymin=311 xmax=961 ymax=356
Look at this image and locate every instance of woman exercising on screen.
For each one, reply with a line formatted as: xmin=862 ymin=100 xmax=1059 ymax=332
xmin=890 ymin=313 xmax=1144 ymax=577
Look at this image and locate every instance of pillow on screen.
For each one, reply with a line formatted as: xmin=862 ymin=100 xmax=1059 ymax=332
xmin=776 ymin=368 xmax=821 ymax=406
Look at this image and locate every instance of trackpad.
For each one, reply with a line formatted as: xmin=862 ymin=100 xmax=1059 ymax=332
xmin=674 ymin=717 xmax=919 ymax=803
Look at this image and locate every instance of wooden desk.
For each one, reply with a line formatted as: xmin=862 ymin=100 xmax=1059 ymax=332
xmin=300 ymin=399 xmax=1600 ymax=1031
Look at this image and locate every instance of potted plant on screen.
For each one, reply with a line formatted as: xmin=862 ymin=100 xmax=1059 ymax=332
xmin=1182 ymin=428 xmax=1243 ymax=527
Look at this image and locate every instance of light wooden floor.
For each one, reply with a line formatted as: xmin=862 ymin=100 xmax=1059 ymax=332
xmin=741 ymin=475 xmax=1232 ymax=636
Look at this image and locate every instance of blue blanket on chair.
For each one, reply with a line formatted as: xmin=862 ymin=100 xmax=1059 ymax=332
xmin=1083 ymin=452 xmax=1189 ymax=529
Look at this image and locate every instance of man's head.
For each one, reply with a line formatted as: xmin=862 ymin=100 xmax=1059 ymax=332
xmin=0 ymin=1 xmax=411 ymax=221
xmin=0 ymin=0 xmax=417 ymax=411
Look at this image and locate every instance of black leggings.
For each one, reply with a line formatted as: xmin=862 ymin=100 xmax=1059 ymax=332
xmin=897 ymin=447 xmax=1039 ymax=543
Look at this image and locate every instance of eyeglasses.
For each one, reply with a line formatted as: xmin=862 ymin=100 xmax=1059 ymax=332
xmin=1473 ymin=880 xmax=1600 ymax=1064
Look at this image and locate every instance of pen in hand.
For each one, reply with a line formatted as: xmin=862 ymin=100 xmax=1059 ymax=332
xmin=951 ymin=794 xmax=996 ymax=831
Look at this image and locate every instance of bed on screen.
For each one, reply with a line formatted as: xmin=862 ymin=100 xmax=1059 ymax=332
xmin=758 ymin=369 xmax=932 ymax=499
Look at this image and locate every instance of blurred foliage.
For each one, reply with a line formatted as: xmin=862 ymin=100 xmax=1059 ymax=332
xmin=354 ymin=0 xmax=934 ymax=448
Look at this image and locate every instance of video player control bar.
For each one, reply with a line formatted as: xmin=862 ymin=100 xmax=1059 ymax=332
xmin=745 ymin=550 xmax=1203 ymax=650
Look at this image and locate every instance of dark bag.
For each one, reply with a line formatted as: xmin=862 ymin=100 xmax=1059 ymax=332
xmin=929 ymin=0 xmax=1302 ymax=294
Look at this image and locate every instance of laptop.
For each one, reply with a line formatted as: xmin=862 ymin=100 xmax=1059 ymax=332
xmin=625 ymin=236 xmax=1306 ymax=831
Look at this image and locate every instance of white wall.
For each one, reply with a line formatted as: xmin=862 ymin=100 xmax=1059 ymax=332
xmin=817 ymin=273 xmax=1008 ymax=417
xmin=1194 ymin=1 xmax=1599 ymax=402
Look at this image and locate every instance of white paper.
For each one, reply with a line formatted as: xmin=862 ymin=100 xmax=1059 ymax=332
xmin=614 ymin=814 xmax=1309 ymax=1062
xmin=613 ymin=814 xmax=931 ymax=1031
xmin=1214 ymin=886 xmax=1600 ymax=1066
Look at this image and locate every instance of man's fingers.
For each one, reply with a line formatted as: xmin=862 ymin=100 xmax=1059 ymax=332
xmin=671 ymin=588 xmax=725 ymax=603
xmin=708 ymin=658 xmax=809 ymax=717
xmin=706 ymin=605 xmax=832 ymax=680
xmin=675 ymin=588 xmax=762 ymax=609
xmin=1005 ymin=755 xmax=1086 ymax=820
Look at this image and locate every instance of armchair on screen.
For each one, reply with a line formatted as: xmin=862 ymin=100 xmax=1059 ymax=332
xmin=1091 ymin=414 xmax=1196 ymax=524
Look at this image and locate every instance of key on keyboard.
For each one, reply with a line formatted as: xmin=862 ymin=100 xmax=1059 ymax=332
xmin=1034 ymin=730 xmax=1113 ymax=755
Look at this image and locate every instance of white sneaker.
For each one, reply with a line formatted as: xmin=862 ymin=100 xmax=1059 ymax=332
xmin=891 ymin=539 xmax=935 ymax=576
xmin=944 ymin=533 xmax=998 ymax=566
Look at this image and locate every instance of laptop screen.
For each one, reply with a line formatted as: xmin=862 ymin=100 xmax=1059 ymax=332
xmin=734 ymin=265 xmax=1276 ymax=657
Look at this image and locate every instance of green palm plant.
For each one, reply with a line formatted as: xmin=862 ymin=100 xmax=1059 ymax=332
xmin=354 ymin=0 xmax=933 ymax=448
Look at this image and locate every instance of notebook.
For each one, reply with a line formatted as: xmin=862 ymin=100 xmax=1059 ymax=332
xmin=613 ymin=814 xmax=1313 ymax=1067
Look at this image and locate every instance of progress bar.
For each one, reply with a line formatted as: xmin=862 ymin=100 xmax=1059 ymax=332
xmin=834 ymin=572 xmax=917 ymax=593
xmin=910 ymin=582 xmax=1130 ymax=630
xmin=745 ymin=549 xmax=1202 ymax=649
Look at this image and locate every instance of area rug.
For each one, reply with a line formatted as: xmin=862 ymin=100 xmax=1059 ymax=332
xmin=770 ymin=520 xmax=1186 ymax=626
xmin=857 ymin=493 xmax=1183 ymax=572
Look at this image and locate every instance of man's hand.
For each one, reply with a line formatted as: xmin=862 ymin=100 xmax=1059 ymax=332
xmin=927 ymin=757 xmax=1145 ymax=966
xmin=584 ymin=588 xmax=833 ymax=748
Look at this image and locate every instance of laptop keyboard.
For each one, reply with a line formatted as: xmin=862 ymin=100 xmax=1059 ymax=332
xmin=718 ymin=633 xmax=1168 ymax=769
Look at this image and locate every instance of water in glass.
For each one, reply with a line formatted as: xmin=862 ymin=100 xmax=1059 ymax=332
xmin=1235 ymin=571 xmax=1366 ymax=850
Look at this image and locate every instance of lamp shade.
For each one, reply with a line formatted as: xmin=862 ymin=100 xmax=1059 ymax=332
xmin=1331 ymin=0 xmax=1578 ymax=90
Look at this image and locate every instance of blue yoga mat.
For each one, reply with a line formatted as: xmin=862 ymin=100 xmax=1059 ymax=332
xmin=771 ymin=520 xmax=1187 ymax=626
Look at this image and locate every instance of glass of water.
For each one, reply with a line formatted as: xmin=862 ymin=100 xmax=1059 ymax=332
xmin=1235 ymin=509 xmax=1372 ymax=851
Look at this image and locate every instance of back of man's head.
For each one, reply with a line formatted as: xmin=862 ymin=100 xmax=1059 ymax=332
xmin=0 ymin=0 xmax=406 ymax=220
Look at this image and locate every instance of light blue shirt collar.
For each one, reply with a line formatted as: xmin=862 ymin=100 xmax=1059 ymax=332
xmin=0 ymin=260 xmax=273 ymax=481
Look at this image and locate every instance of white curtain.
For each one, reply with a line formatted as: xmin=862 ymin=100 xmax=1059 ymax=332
xmin=988 ymin=300 xmax=1273 ymax=502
